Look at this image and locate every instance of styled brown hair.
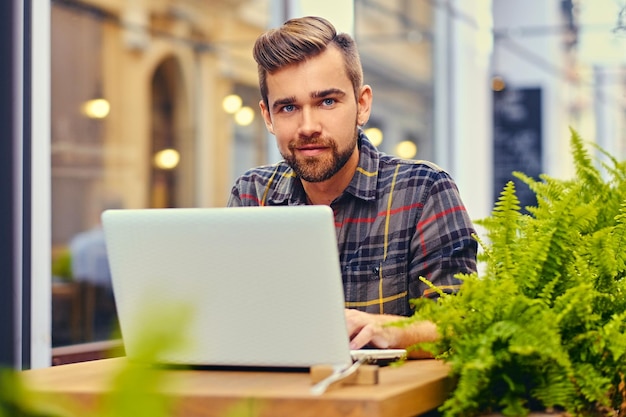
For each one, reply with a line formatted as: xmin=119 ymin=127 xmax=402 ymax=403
xmin=253 ymin=16 xmax=363 ymax=110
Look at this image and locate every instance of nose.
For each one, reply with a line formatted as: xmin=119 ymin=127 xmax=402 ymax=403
xmin=297 ymin=106 xmax=321 ymax=138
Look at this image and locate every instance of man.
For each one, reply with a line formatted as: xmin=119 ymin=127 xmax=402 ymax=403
xmin=228 ymin=16 xmax=477 ymax=357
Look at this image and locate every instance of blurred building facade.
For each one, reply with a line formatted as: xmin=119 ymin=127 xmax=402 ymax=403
xmin=51 ymin=0 xmax=440 ymax=244
xmin=50 ymin=0 xmax=442 ymax=347
xmin=44 ymin=0 xmax=626 ymax=355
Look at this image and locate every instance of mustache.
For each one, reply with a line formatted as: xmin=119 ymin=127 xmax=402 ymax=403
xmin=288 ymin=137 xmax=333 ymax=150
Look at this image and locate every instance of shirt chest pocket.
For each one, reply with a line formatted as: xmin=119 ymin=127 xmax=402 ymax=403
xmin=342 ymin=257 xmax=410 ymax=316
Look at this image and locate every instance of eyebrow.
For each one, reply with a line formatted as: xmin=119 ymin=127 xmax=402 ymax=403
xmin=271 ymin=88 xmax=347 ymax=112
xmin=271 ymin=96 xmax=296 ymax=112
xmin=311 ymin=88 xmax=346 ymax=99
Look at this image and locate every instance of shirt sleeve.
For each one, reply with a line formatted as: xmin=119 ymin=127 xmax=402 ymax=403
xmin=410 ymin=172 xmax=477 ymax=299
xmin=227 ymin=183 xmax=243 ymax=207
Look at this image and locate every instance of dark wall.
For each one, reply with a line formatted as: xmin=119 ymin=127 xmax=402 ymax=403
xmin=493 ymin=87 xmax=543 ymax=212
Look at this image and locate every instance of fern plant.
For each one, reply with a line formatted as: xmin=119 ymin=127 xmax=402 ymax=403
xmin=410 ymin=128 xmax=626 ymax=417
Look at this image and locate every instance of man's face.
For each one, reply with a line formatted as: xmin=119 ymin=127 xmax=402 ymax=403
xmin=259 ymin=46 xmax=371 ymax=183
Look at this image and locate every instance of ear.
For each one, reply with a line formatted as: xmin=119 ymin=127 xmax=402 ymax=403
xmin=356 ymin=85 xmax=373 ymax=127
xmin=259 ymin=100 xmax=275 ymax=134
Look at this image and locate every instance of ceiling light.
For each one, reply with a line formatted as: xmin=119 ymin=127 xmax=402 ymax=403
xmin=81 ymin=98 xmax=110 ymax=119
xmin=153 ymin=148 xmax=180 ymax=170
xmin=234 ymin=106 xmax=255 ymax=126
xmin=395 ymin=141 xmax=417 ymax=159
xmin=222 ymin=94 xmax=243 ymax=114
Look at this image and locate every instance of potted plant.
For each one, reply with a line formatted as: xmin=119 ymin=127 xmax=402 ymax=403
xmin=409 ymin=128 xmax=626 ymax=417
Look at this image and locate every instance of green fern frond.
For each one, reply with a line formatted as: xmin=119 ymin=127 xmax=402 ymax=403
xmin=569 ymin=127 xmax=604 ymax=191
xmin=410 ymin=128 xmax=626 ymax=417
xmin=600 ymin=311 xmax=626 ymax=363
xmin=418 ymin=276 xmax=447 ymax=298
xmin=530 ymin=369 xmax=578 ymax=413
xmin=514 ymin=172 xmax=565 ymax=208
xmin=572 ymin=363 xmax=613 ymax=407
xmin=590 ymin=141 xmax=626 ymax=184
xmin=584 ymin=227 xmax=618 ymax=281
xmin=509 ymin=223 xmax=558 ymax=298
xmin=552 ymin=283 xmax=598 ymax=335
xmin=612 ymin=203 xmax=626 ymax=274
xmin=473 ymin=232 xmax=496 ymax=275
xmin=475 ymin=181 xmax=522 ymax=281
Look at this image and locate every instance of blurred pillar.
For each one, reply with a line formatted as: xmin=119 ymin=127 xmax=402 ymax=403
xmin=593 ymin=65 xmax=625 ymax=171
xmin=30 ymin=0 xmax=52 ymax=369
xmin=578 ymin=0 xmax=626 ymax=169
xmin=434 ymin=0 xmax=493 ymax=222
xmin=195 ymin=52 xmax=233 ymax=206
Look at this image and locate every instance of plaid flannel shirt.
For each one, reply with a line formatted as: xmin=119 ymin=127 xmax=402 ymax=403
xmin=227 ymin=132 xmax=477 ymax=316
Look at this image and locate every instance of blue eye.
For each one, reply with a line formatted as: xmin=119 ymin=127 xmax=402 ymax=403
xmin=282 ymin=104 xmax=295 ymax=113
xmin=322 ymin=98 xmax=335 ymax=106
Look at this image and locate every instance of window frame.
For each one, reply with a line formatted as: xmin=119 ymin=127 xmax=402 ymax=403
xmin=0 ymin=0 xmax=52 ymax=370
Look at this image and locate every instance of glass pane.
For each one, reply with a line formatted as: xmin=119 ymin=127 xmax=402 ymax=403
xmin=51 ymin=3 xmax=113 ymax=346
xmin=50 ymin=0 xmax=435 ymax=351
xmin=356 ymin=0 xmax=434 ymax=160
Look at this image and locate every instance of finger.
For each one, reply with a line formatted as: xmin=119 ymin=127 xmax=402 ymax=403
xmin=344 ymin=309 xmax=366 ymax=335
xmin=349 ymin=325 xmax=374 ymax=350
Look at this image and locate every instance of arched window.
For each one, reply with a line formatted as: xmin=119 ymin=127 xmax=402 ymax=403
xmin=150 ymin=57 xmax=191 ymax=208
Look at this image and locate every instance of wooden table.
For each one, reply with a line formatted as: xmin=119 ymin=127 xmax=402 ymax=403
xmin=21 ymin=357 xmax=453 ymax=417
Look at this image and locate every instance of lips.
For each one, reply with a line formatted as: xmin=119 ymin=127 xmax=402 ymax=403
xmin=290 ymin=141 xmax=330 ymax=157
xmin=296 ymin=145 xmax=328 ymax=157
xmin=298 ymin=143 xmax=328 ymax=151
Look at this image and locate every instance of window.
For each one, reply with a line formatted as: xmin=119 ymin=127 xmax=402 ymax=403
xmin=49 ymin=0 xmax=438 ymax=361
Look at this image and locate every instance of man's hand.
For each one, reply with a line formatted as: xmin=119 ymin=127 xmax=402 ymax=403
xmin=344 ymin=308 xmax=438 ymax=358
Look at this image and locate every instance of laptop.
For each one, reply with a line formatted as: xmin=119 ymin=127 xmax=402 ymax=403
xmin=102 ymin=206 xmax=405 ymax=369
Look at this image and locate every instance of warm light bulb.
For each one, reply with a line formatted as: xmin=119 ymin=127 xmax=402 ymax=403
xmin=492 ymin=76 xmax=506 ymax=92
xmin=82 ymin=98 xmax=110 ymax=119
xmin=364 ymin=127 xmax=383 ymax=146
xmin=222 ymin=94 xmax=243 ymax=114
xmin=395 ymin=141 xmax=417 ymax=159
xmin=153 ymin=149 xmax=180 ymax=170
xmin=234 ymin=106 xmax=255 ymax=126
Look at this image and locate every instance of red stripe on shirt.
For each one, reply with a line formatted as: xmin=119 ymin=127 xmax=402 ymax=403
xmin=240 ymin=194 xmax=262 ymax=205
xmin=417 ymin=205 xmax=467 ymax=230
xmin=334 ymin=201 xmax=423 ymax=227
xmin=417 ymin=205 xmax=467 ymax=259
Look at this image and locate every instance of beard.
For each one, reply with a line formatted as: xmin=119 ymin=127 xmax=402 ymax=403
xmin=281 ymin=126 xmax=359 ymax=183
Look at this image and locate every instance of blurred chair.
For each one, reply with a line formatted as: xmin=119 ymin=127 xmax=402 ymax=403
xmin=69 ymin=226 xmax=118 ymax=342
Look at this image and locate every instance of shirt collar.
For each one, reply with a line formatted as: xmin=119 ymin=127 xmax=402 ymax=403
xmin=343 ymin=131 xmax=380 ymax=201
xmin=265 ymin=130 xmax=380 ymax=205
